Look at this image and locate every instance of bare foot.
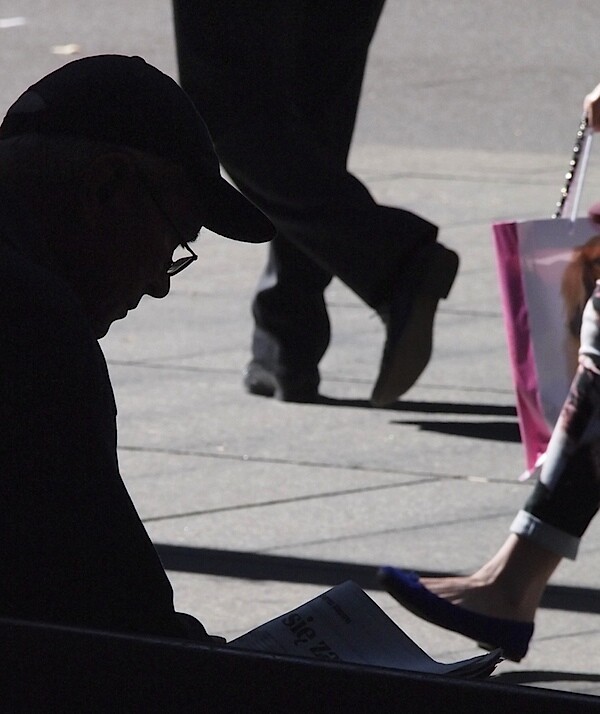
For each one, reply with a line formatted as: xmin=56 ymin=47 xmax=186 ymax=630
xmin=419 ymin=534 xmax=562 ymax=623
xmin=419 ymin=573 xmax=532 ymax=622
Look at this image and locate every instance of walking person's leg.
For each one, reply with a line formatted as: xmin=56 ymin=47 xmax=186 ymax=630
xmin=379 ymin=285 xmax=600 ymax=661
xmin=173 ymin=0 xmax=458 ymax=404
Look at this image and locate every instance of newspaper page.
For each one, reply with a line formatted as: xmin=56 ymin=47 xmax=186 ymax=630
xmin=230 ymin=581 xmax=500 ymax=678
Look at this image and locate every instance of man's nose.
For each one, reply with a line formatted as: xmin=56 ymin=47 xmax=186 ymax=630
xmin=147 ymin=273 xmax=170 ymax=299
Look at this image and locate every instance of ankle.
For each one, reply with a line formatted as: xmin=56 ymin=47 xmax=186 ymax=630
xmin=470 ymin=536 xmax=561 ymax=621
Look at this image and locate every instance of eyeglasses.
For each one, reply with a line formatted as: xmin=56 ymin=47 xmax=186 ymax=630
xmin=167 ymin=241 xmax=198 ymax=276
xmin=133 ymin=160 xmax=200 ymax=277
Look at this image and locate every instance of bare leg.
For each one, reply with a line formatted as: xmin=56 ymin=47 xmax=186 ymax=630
xmin=420 ymin=533 xmax=561 ymax=622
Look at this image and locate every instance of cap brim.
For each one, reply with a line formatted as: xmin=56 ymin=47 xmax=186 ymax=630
xmin=202 ymin=177 xmax=275 ymax=243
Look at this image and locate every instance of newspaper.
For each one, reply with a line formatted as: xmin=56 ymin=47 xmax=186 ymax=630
xmin=230 ymin=581 xmax=501 ymax=678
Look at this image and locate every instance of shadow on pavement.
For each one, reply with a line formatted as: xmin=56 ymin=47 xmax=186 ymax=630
xmin=394 ymin=419 xmax=521 ymax=443
xmin=156 ymin=545 xmax=600 ymax=615
xmin=303 ymin=395 xmax=518 ymax=418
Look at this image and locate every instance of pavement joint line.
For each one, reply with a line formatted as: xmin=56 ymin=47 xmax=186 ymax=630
xmin=140 ymin=477 xmax=441 ymax=523
xmin=360 ymin=170 xmax=583 ymax=186
xmin=107 ymin=359 xmax=516 ymax=395
xmin=257 ymin=509 xmax=520 ymax=551
xmin=324 ymin=302 xmax=504 ymax=318
xmin=119 ymin=443 xmax=522 ymax=487
xmin=434 ymin=307 xmax=502 ymax=317
xmin=405 ymin=66 xmax=566 ymax=90
xmin=121 ymin=443 xmax=525 ymax=529
xmin=120 ymin=443 xmax=449 ymax=478
xmin=534 ymin=626 xmax=600 ymax=647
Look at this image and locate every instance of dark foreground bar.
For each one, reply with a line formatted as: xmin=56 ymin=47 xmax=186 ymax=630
xmin=2 ymin=617 xmax=599 ymax=712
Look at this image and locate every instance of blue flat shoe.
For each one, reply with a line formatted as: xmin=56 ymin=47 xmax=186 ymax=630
xmin=378 ymin=566 xmax=534 ymax=662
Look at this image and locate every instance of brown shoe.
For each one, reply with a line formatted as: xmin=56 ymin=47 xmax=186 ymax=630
xmin=371 ymin=243 xmax=459 ymax=406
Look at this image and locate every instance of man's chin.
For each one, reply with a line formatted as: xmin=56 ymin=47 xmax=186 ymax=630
xmin=94 ymin=322 xmax=111 ymax=339
xmin=93 ymin=310 xmax=127 ymax=339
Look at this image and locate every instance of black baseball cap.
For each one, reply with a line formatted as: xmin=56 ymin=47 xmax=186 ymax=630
xmin=0 ymin=54 xmax=274 ymax=243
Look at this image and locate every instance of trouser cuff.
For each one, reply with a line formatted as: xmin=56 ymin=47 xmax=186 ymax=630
xmin=510 ymin=510 xmax=580 ymax=560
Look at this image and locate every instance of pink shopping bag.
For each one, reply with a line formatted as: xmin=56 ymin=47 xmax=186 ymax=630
xmin=493 ymin=117 xmax=600 ymax=472
xmin=493 ymin=216 xmax=600 ymax=471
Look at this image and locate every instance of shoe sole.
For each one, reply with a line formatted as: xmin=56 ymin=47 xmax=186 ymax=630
xmin=370 ymin=244 xmax=459 ymax=406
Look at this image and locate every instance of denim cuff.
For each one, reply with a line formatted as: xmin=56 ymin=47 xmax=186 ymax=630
xmin=510 ymin=510 xmax=580 ymax=560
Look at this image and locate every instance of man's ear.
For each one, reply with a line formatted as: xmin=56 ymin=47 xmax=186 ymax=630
xmin=79 ymin=152 xmax=140 ymax=225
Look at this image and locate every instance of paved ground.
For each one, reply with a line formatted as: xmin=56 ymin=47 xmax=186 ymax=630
xmin=3 ymin=0 xmax=600 ymax=700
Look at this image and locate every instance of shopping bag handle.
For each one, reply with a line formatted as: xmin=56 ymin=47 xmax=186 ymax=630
xmin=553 ymin=114 xmax=593 ymax=221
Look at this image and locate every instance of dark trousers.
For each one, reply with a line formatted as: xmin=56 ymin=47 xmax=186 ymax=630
xmin=173 ymin=0 xmax=438 ymax=384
